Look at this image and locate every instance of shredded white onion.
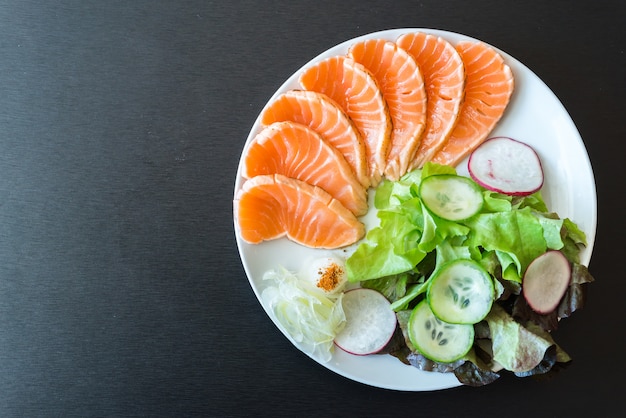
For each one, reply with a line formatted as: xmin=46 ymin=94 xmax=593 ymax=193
xmin=261 ymin=266 xmax=346 ymax=362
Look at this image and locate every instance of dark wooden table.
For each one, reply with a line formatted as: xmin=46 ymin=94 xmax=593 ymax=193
xmin=1 ymin=1 xmax=624 ymax=416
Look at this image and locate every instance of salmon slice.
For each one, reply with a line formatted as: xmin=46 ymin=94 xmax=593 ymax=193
xmin=348 ymin=39 xmax=427 ymax=181
xmin=242 ymin=121 xmax=368 ymax=216
xmin=234 ymin=174 xmax=365 ymax=249
xmin=396 ymin=32 xmax=465 ymax=169
xmin=260 ymin=90 xmax=369 ymax=188
xmin=431 ymin=41 xmax=514 ymax=167
xmin=299 ymin=55 xmax=392 ymax=186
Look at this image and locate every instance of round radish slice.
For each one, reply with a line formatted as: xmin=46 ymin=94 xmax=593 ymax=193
xmin=468 ymin=136 xmax=544 ymax=196
xmin=522 ymin=250 xmax=572 ymax=314
xmin=334 ymin=288 xmax=397 ymax=355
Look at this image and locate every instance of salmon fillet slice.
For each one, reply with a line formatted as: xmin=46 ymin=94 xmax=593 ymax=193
xmin=299 ymin=55 xmax=392 ymax=187
xmin=234 ymin=174 xmax=365 ymax=249
xmin=242 ymin=121 xmax=368 ymax=216
xmin=396 ymin=32 xmax=465 ymax=170
xmin=431 ymin=41 xmax=515 ymax=167
xmin=260 ymin=89 xmax=369 ymax=188
xmin=348 ymin=39 xmax=427 ymax=181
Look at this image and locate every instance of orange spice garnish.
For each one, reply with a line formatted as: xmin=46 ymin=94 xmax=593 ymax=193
xmin=316 ymin=262 xmax=344 ymax=292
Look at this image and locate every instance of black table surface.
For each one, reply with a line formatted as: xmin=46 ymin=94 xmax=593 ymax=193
xmin=1 ymin=1 xmax=624 ymax=416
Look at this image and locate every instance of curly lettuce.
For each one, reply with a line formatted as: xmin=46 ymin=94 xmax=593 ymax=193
xmin=345 ymin=163 xmax=593 ymax=385
xmin=346 ymin=163 xmax=584 ymax=285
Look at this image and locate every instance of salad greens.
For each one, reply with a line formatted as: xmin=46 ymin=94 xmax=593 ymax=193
xmin=346 ymin=162 xmax=594 ymax=385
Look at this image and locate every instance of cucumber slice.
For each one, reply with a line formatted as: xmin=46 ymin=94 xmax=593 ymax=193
xmin=408 ymin=300 xmax=474 ymax=363
xmin=427 ymin=259 xmax=494 ymax=324
xmin=419 ymin=174 xmax=483 ymax=221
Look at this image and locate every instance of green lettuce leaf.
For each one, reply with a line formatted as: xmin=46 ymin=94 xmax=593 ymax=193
xmin=485 ymin=304 xmax=554 ymax=373
xmin=421 ymin=161 xmax=457 ymax=177
xmin=464 ymin=208 xmax=547 ymax=276
xmin=359 ymin=273 xmax=411 ymax=302
xmin=375 ymin=170 xmax=422 ymax=209
xmin=346 ymin=241 xmax=416 ymax=282
xmin=512 ymin=191 xmax=548 ymax=212
xmin=482 ymin=191 xmax=512 ymax=213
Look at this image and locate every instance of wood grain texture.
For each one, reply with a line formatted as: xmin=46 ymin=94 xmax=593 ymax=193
xmin=1 ymin=0 xmax=624 ymax=416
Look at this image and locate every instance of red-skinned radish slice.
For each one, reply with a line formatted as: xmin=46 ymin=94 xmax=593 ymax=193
xmin=522 ymin=250 xmax=572 ymax=314
xmin=334 ymin=288 xmax=397 ymax=356
xmin=468 ymin=137 xmax=544 ymax=196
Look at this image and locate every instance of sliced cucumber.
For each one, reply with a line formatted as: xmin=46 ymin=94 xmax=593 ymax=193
xmin=408 ymin=300 xmax=474 ymax=363
xmin=419 ymin=174 xmax=483 ymax=221
xmin=427 ymin=259 xmax=494 ymax=324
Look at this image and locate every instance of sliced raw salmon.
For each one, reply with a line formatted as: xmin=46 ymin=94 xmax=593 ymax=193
xmin=299 ymin=55 xmax=392 ymax=186
xmin=234 ymin=174 xmax=365 ymax=249
xmin=431 ymin=41 xmax=514 ymax=167
xmin=242 ymin=121 xmax=368 ymax=216
xmin=396 ymin=32 xmax=465 ymax=169
xmin=260 ymin=90 xmax=369 ymax=188
xmin=348 ymin=39 xmax=427 ymax=181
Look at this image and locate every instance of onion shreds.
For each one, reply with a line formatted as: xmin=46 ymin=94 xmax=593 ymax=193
xmin=261 ymin=266 xmax=346 ymax=362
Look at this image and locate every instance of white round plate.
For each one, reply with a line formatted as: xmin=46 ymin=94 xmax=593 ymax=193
xmin=233 ymin=28 xmax=597 ymax=391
